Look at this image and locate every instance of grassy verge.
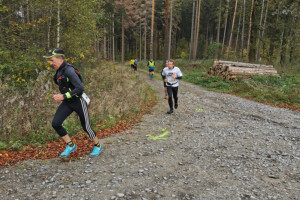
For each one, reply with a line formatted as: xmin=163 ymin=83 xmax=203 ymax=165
xmin=0 ymin=62 xmax=156 ymax=151
xmin=176 ymin=59 xmax=300 ymax=110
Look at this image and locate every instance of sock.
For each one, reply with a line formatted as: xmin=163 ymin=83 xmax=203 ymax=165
xmin=67 ymin=141 xmax=74 ymax=147
xmin=95 ymin=143 xmax=101 ymax=147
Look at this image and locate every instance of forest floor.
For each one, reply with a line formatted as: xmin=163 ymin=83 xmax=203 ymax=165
xmin=0 ymin=71 xmax=299 ymax=200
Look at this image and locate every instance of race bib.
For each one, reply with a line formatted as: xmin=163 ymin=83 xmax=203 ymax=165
xmin=82 ymin=92 xmax=90 ymax=105
xmin=167 ymin=77 xmax=177 ymax=84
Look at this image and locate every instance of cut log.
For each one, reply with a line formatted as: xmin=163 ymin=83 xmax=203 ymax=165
xmin=214 ymin=60 xmax=274 ymax=69
xmin=209 ymin=60 xmax=278 ymax=80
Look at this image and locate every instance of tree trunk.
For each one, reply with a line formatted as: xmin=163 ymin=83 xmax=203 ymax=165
xmin=150 ymin=0 xmax=155 ymax=60
xmin=255 ymin=0 xmax=265 ymax=61
xmin=168 ymin=0 xmax=173 ymax=60
xmin=121 ymin=13 xmax=125 ymax=63
xmin=139 ymin=18 xmax=142 ymax=61
xmin=112 ymin=14 xmax=115 ymax=62
xmin=261 ymin=0 xmax=268 ymax=47
xmin=289 ymin=42 xmax=295 ymax=63
xmin=164 ymin=0 xmax=169 ymax=60
xmin=193 ymin=0 xmax=202 ymax=60
xmin=47 ymin=15 xmax=52 ymax=49
xmin=246 ymin=0 xmax=254 ymax=59
xmin=288 ymin=15 xmax=296 ymax=63
xmin=234 ymin=2 xmax=242 ymax=59
xmin=136 ymin=37 xmax=138 ymax=58
xmin=279 ymin=28 xmax=287 ymax=73
xmin=104 ymin=27 xmax=107 ymax=60
xmin=108 ymin=26 xmax=111 ymax=60
xmin=154 ymin=25 xmax=157 ymax=59
xmin=261 ymin=0 xmax=268 ymax=39
xmin=216 ymin=0 xmax=222 ymax=59
xmin=144 ymin=17 xmax=147 ymax=61
xmin=95 ymin=35 xmax=99 ymax=60
xmin=226 ymin=0 xmax=238 ymax=59
xmin=26 ymin=0 xmax=30 ymax=23
xmin=204 ymin=23 xmax=209 ymax=58
xmin=189 ymin=0 xmax=196 ymax=61
xmin=192 ymin=0 xmax=198 ymax=60
xmin=241 ymin=0 xmax=246 ymax=58
xmin=248 ymin=0 xmax=258 ymax=63
xmin=57 ymin=0 xmax=60 ymax=48
xmin=221 ymin=0 xmax=230 ymax=57
xmin=267 ymin=4 xmax=278 ymax=64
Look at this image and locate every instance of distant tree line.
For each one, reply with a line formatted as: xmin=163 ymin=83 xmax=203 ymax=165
xmin=1 ymin=0 xmax=300 ymax=81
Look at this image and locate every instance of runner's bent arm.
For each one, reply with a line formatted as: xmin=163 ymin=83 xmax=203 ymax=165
xmin=63 ymin=67 xmax=84 ymax=99
xmin=176 ymin=67 xmax=183 ymax=80
xmin=161 ymin=69 xmax=166 ymax=79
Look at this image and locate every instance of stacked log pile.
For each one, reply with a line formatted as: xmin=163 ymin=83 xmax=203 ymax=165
xmin=208 ymin=60 xmax=278 ymax=80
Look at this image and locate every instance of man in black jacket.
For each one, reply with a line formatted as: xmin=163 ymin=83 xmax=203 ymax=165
xmin=44 ymin=48 xmax=102 ymax=158
xmin=161 ymin=60 xmax=169 ymax=99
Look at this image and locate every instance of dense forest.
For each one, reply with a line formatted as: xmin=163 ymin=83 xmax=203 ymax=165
xmin=1 ymin=0 xmax=300 ymax=82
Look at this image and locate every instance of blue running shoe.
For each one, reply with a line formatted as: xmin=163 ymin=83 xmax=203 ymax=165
xmin=90 ymin=144 xmax=103 ymax=158
xmin=59 ymin=144 xmax=77 ymax=158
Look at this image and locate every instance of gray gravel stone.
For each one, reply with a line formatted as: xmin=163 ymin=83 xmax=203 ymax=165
xmin=0 ymin=72 xmax=299 ymax=200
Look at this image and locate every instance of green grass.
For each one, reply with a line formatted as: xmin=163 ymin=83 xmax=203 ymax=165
xmin=177 ymin=59 xmax=300 ymax=108
xmin=135 ymin=58 xmax=299 ymax=108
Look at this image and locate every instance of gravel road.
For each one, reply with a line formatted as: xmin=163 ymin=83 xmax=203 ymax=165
xmin=0 ymin=73 xmax=299 ymax=200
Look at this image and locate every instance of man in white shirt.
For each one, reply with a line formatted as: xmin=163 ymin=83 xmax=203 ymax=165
xmin=161 ymin=60 xmax=183 ymax=114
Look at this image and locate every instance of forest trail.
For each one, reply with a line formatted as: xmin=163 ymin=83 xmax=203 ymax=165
xmin=0 ymin=71 xmax=299 ymax=200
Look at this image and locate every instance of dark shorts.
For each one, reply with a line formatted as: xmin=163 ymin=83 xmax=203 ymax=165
xmin=133 ymin=66 xmax=137 ymax=71
xmin=149 ymin=67 xmax=154 ymax=72
xmin=131 ymin=64 xmax=134 ymax=69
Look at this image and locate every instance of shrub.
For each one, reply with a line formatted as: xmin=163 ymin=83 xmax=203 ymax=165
xmin=0 ymin=62 xmax=154 ymax=149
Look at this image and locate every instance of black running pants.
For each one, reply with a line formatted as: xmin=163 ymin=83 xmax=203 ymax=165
xmin=167 ymin=86 xmax=178 ymax=110
xmin=52 ymin=97 xmax=96 ymax=139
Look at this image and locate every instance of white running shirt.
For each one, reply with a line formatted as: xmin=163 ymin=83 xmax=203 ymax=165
xmin=161 ymin=66 xmax=183 ymax=87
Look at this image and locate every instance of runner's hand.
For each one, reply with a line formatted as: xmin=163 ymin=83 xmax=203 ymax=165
xmin=172 ymin=73 xmax=176 ymax=79
xmin=53 ymin=94 xmax=64 ymax=101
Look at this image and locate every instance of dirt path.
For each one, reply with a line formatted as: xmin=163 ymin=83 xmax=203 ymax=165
xmin=0 ymin=72 xmax=299 ymax=200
